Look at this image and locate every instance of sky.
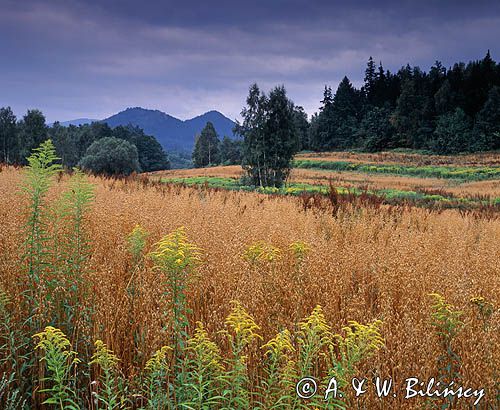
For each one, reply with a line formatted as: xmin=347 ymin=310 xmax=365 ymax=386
xmin=1 ymin=0 xmax=500 ymax=123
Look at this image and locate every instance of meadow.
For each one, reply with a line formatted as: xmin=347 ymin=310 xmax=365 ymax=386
xmin=154 ymin=151 xmax=500 ymax=211
xmin=0 ymin=146 xmax=499 ymax=409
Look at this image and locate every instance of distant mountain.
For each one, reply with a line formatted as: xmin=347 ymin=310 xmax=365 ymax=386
xmin=103 ymin=107 xmax=237 ymax=152
xmin=56 ymin=118 xmax=98 ymax=126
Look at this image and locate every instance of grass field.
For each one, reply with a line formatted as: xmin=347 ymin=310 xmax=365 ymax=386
xmin=152 ymin=152 xmax=500 ymax=211
xmin=0 ymin=150 xmax=499 ymax=408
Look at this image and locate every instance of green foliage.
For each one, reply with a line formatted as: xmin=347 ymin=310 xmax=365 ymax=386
xmin=391 ymin=77 xmax=433 ymax=149
xmin=429 ymin=293 xmax=464 ymax=409
xmin=221 ymin=301 xmax=262 ymax=409
xmin=33 ymin=326 xmax=80 ymax=409
xmin=309 ymin=77 xmax=363 ymax=150
xmin=326 ymin=320 xmax=384 ymax=408
xmin=18 ymin=109 xmax=48 ymax=162
xmin=161 ymin=175 xmax=500 ymax=210
xmin=112 ymin=125 xmax=170 ymax=171
xmin=127 ymin=225 xmax=148 ymax=267
xmin=182 ymin=322 xmax=224 ymax=409
xmin=223 ymin=301 xmax=262 ymax=409
xmin=430 ymin=108 xmax=472 ymax=154
xmin=143 ymin=346 xmax=173 ymax=409
xmin=220 ymin=136 xmax=242 ymax=165
xmin=60 ymin=169 xmax=94 ymax=272
xmin=0 ymin=373 xmax=27 ymax=410
xmin=50 ymin=123 xmax=80 ymax=169
xmin=79 ymin=137 xmax=141 ymax=176
xmin=473 ymin=86 xmax=500 ymax=151
xmin=21 ymin=140 xmax=62 ymax=326
xmin=192 ymin=122 xmax=221 ymax=167
xmin=168 ymin=150 xmax=193 ymax=169
xmin=357 ymin=106 xmax=395 ymax=152
xmin=258 ymin=330 xmax=296 ymax=409
xmin=50 ymin=122 xmax=171 ymax=171
xmin=293 ymin=159 xmax=500 ymax=181
xmin=296 ymin=305 xmax=332 ymax=377
xmin=90 ymin=340 xmax=123 ymax=409
xmin=293 ymin=106 xmax=310 ymax=151
xmin=149 ymin=227 xmax=202 ymax=404
xmin=0 ymin=107 xmax=18 ymax=164
xmin=236 ymin=84 xmax=298 ymax=187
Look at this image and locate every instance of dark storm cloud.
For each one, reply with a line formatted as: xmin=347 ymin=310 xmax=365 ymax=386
xmin=1 ymin=0 xmax=499 ymax=122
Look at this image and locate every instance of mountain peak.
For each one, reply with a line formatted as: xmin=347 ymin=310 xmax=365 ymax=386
xmin=101 ymin=107 xmax=236 ymax=152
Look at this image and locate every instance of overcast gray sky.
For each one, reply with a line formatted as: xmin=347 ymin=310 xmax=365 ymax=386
xmin=1 ymin=0 xmax=499 ymax=123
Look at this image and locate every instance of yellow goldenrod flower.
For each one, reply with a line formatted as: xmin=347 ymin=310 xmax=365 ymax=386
xmin=150 ymin=226 xmax=202 ymax=271
xmin=145 ymin=346 xmax=172 ymax=373
xmin=225 ymin=300 xmax=263 ymax=345
xmin=90 ymin=339 xmax=119 ymax=372
xmin=243 ymin=241 xmax=281 ymax=264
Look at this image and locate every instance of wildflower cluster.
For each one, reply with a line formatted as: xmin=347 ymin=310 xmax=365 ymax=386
xmin=243 ymin=241 xmax=281 ymax=264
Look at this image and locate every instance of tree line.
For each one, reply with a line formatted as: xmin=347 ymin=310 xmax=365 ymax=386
xmin=192 ymin=122 xmax=242 ymax=167
xmin=3 ymin=52 xmax=500 ymax=180
xmin=0 ymin=109 xmax=170 ymax=174
xmin=308 ymin=51 xmax=500 ymax=154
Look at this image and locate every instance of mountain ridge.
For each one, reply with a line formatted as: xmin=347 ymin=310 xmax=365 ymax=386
xmin=58 ymin=107 xmax=237 ymax=152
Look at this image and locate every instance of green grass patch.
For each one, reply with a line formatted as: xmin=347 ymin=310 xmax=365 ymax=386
xmin=160 ymin=176 xmax=499 ymax=210
xmin=292 ymin=159 xmax=500 ymax=181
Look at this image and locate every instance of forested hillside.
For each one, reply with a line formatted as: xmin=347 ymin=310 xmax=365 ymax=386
xmin=307 ymin=52 xmax=500 ymax=153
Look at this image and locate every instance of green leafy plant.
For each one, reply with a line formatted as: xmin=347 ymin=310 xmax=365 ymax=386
xmin=126 ymin=225 xmax=149 ymax=367
xmin=142 ymin=346 xmax=173 ymax=409
xmin=183 ymin=322 xmax=224 ymax=409
xmin=90 ymin=339 xmax=123 ymax=410
xmin=33 ymin=326 xmax=80 ymax=409
xmin=429 ymin=293 xmax=463 ymax=409
xmin=21 ymin=139 xmax=62 ymax=329
xmin=149 ymin=227 xmax=201 ymax=404
xmin=221 ymin=301 xmax=262 ymax=410
xmin=0 ymin=373 xmax=27 ymax=410
xmin=258 ymin=329 xmax=296 ymax=409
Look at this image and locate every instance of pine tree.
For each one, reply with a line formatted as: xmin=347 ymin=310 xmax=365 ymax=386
xmin=192 ymin=122 xmax=221 ymax=168
xmin=364 ymin=56 xmax=377 ymax=103
xmin=309 ymin=86 xmax=336 ymax=151
xmin=434 ymin=80 xmax=455 ymax=115
xmin=220 ymin=136 xmax=242 ymax=164
xmin=332 ymin=76 xmax=362 ymax=148
xmin=292 ymin=106 xmax=309 ymax=150
xmin=0 ymin=107 xmax=18 ymax=164
xmin=391 ymin=78 xmax=431 ymax=148
xmin=473 ymin=86 xmax=500 ymax=150
xmin=358 ymin=107 xmax=395 ymax=152
xmin=431 ymin=108 xmax=472 ymax=154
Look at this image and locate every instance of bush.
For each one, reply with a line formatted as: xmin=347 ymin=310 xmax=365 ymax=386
xmin=79 ymin=137 xmax=141 ymax=176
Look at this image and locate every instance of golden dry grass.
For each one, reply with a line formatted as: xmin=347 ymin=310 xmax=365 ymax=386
xmin=1 ymin=165 xmax=499 ymax=408
xmin=149 ymin=165 xmax=243 ymax=179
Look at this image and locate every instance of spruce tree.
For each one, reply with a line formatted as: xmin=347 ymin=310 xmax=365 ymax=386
xmin=292 ymin=106 xmax=309 ymax=150
xmin=192 ymin=122 xmax=221 ymax=167
xmin=431 ymin=108 xmax=472 ymax=154
xmin=358 ymin=107 xmax=395 ymax=152
xmin=364 ymin=56 xmax=377 ymax=103
xmin=473 ymin=86 xmax=500 ymax=150
xmin=332 ymin=76 xmax=362 ymax=148
xmin=309 ymin=86 xmax=336 ymax=150
xmin=0 ymin=106 xmax=18 ymax=164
